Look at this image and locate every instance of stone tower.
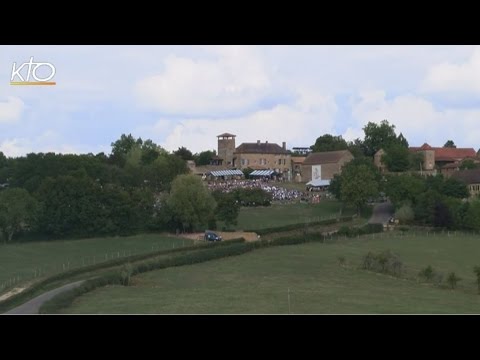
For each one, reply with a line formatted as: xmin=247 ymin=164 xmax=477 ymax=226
xmin=217 ymin=133 xmax=236 ymax=167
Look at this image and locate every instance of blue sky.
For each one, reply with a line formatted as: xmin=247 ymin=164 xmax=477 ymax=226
xmin=1 ymin=45 xmax=480 ymax=157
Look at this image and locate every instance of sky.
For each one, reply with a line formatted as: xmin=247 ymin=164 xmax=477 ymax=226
xmin=1 ymin=45 xmax=480 ymax=157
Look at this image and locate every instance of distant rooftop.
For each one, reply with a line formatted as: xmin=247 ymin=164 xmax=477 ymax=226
xmin=235 ymin=142 xmax=288 ymax=155
xmin=303 ymin=150 xmax=352 ymax=165
xmin=217 ymin=133 xmax=236 ymax=138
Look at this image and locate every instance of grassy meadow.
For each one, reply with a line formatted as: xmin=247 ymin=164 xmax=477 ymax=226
xmin=63 ymin=231 xmax=480 ymax=314
xmin=235 ymin=200 xmax=355 ymax=230
xmin=0 ymin=233 xmax=193 ymax=292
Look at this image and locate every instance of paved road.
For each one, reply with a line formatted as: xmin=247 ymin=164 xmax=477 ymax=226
xmin=3 ymin=280 xmax=85 ymax=315
xmin=368 ymin=202 xmax=394 ymax=225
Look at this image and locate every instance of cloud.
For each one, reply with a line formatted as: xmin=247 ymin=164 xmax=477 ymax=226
xmin=134 ymin=46 xmax=271 ymax=116
xmin=0 ymin=97 xmax=24 ymax=123
xmin=421 ymin=47 xmax=480 ymax=94
xmin=347 ymin=90 xmax=480 ymax=149
xmin=139 ymin=90 xmax=338 ymax=153
xmin=0 ymin=131 xmax=110 ymax=157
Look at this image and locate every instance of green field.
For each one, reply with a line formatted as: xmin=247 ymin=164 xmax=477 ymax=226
xmin=0 ymin=233 xmax=193 ymax=292
xmin=0 ymin=201 xmax=352 ymax=296
xmin=63 ymin=232 xmax=480 ymax=314
xmin=235 ymin=200 xmax=354 ymax=230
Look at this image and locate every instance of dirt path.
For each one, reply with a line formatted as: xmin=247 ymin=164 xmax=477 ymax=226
xmin=3 ymin=280 xmax=85 ymax=315
xmin=179 ymin=231 xmax=259 ymax=242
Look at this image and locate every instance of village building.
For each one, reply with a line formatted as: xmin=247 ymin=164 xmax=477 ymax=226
xmin=301 ymin=150 xmax=354 ymax=181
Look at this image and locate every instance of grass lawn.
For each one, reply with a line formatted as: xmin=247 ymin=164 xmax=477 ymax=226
xmin=0 ymin=233 xmax=193 ymax=293
xmin=276 ymin=182 xmax=307 ymax=191
xmin=63 ymin=231 xmax=480 ymax=314
xmin=235 ymin=200 xmax=356 ymax=230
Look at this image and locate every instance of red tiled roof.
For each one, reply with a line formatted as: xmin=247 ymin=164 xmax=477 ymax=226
xmin=409 ymin=145 xmax=476 ymax=162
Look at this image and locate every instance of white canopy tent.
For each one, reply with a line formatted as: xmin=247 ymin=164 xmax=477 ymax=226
xmin=306 ymin=179 xmax=330 ymax=187
xmin=250 ymin=170 xmax=276 ymax=177
xmin=208 ymin=169 xmax=244 ymax=177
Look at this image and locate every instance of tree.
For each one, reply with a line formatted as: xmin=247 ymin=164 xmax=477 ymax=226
xmin=395 ymin=204 xmax=414 ymax=224
xmin=464 ymin=200 xmax=480 ymax=231
xmin=0 ymin=188 xmax=38 ymax=242
xmin=397 ymin=133 xmax=409 ymax=148
xmin=125 ymin=144 xmax=143 ymax=169
xmin=35 ymin=176 xmax=103 ymax=237
xmin=0 ymin=151 xmax=9 ymax=183
xmin=409 ymin=151 xmax=424 ymax=171
xmin=363 ymin=120 xmax=407 ymax=157
xmin=194 ymin=150 xmax=216 ymax=166
xmin=310 ymin=134 xmax=348 ymax=152
xmin=443 ymin=140 xmax=456 ymax=148
xmin=328 ymin=174 xmax=342 ymax=200
xmin=110 ymin=134 xmax=143 ymax=167
xmin=141 ymin=139 xmax=166 ymax=165
xmin=442 ymin=177 xmax=469 ymax=199
xmin=384 ymin=174 xmax=425 ymax=208
xmin=0 ymin=151 xmax=6 ymax=168
xmin=460 ymin=159 xmax=478 ymax=170
xmin=242 ymin=167 xmax=254 ymax=179
xmin=173 ymin=147 xmax=194 ymax=161
xmin=382 ymin=144 xmax=410 ymax=172
xmin=346 ymin=138 xmax=366 ymax=158
xmin=339 ymin=163 xmax=379 ymax=215
xmin=413 ymin=189 xmax=442 ymax=225
xmin=167 ymin=174 xmax=216 ymax=232
xmin=212 ymin=191 xmax=240 ymax=229
xmin=433 ymin=200 xmax=453 ymax=228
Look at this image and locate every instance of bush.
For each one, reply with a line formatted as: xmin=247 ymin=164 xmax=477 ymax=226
xmin=433 ymin=272 xmax=444 ymax=286
xmin=474 ymin=266 xmax=480 ymax=293
xmin=447 ymin=272 xmax=461 ymax=289
xmin=395 ymin=205 xmax=414 ymax=225
xmin=361 ymin=250 xmax=403 ymax=277
xmin=251 ymin=216 xmax=353 ymax=236
xmin=337 ymin=223 xmax=383 ymax=238
xmin=418 ymin=265 xmax=435 ymax=282
xmin=120 ymin=263 xmax=133 ymax=286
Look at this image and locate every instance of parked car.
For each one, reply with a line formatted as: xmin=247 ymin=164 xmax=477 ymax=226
xmin=204 ymin=230 xmax=222 ymax=242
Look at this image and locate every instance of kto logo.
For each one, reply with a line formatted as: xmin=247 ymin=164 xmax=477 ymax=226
xmin=10 ymin=57 xmax=56 ymax=86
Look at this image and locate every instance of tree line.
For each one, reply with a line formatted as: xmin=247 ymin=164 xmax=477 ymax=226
xmin=321 ymin=120 xmax=479 ymax=230
xmin=0 ymin=134 xmax=192 ymax=242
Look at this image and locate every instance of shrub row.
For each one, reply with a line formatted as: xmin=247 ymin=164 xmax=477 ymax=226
xmin=250 ymin=215 xmax=354 ymax=236
xmin=40 ymin=242 xmax=256 ymax=313
xmin=337 ymin=223 xmax=384 ymax=237
xmin=0 ymin=238 xmax=245 ymax=313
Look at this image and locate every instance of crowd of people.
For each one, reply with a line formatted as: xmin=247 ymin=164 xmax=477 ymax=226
xmin=207 ymin=178 xmax=328 ymax=203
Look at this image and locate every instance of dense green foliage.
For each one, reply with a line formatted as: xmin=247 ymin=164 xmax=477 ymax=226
xmin=0 ymin=188 xmax=38 ymax=242
xmin=166 ymin=174 xmax=216 ymax=232
xmin=310 ymin=134 xmax=348 ymax=152
xmin=362 ymin=120 xmax=408 ymax=157
xmin=0 ymin=135 xmax=189 ymax=240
